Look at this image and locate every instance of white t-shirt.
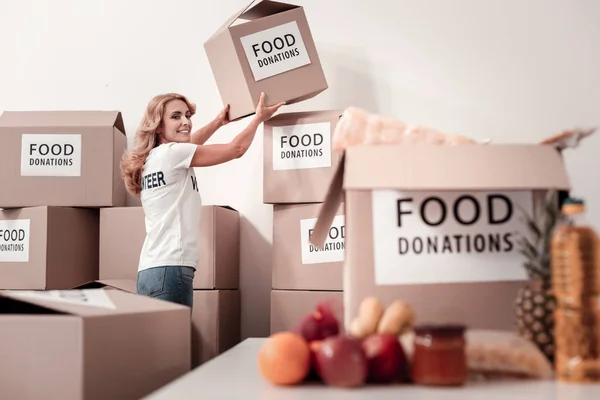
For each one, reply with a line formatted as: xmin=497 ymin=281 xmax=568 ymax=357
xmin=138 ymin=142 xmax=202 ymax=272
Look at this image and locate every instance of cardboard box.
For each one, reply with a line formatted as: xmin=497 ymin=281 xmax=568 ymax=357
xmin=272 ymin=202 xmax=345 ymax=290
xmin=270 ymin=289 xmax=343 ymax=333
xmin=263 ymin=110 xmax=343 ymax=204
xmin=0 ymin=206 xmax=99 ymax=290
xmin=310 ymin=144 xmax=571 ymax=330
xmin=75 ymin=280 xmax=241 ymax=369
xmin=204 ymin=0 xmax=328 ymax=121
xmin=0 ymin=287 xmax=190 ymax=400
xmin=191 ymin=289 xmax=241 ymax=368
xmin=0 ymin=110 xmax=127 ymax=208
xmin=99 ymin=206 xmax=240 ymax=289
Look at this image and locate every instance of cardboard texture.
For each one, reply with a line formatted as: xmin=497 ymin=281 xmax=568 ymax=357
xmin=263 ymin=110 xmax=343 ymax=204
xmin=270 ymin=289 xmax=343 ymax=333
xmin=204 ymin=0 xmax=328 ymax=121
xmin=0 ymin=288 xmax=191 ymax=400
xmin=272 ymin=202 xmax=345 ymax=290
xmin=0 ymin=206 xmax=99 ymax=290
xmin=99 ymin=206 xmax=240 ymax=289
xmin=73 ymin=280 xmax=241 ymax=369
xmin=0 ymin=110 xmax=127 ymax=208
xmin=191 ymin=289 xmax=241 ymax=368
xmin=310 ymin=144 xmax=572 ymax=330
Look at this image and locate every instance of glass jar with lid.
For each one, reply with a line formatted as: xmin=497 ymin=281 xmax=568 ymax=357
xmin=412 ymin=324 xmax=468 ymax=386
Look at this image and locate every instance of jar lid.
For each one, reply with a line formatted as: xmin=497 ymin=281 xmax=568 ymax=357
xmin=414 ymin=323 xmax=466 ymax=337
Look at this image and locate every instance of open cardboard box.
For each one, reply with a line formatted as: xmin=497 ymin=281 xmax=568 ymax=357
xmin=74 ymin=279 xmax=241 ymax=369
xmin=309 ymin=128 xmax=590 ymax=330
xmin=204 ymin=0 xmax=328 ymax=121
xmin=0 ymin=287 xmax=191 ymax=399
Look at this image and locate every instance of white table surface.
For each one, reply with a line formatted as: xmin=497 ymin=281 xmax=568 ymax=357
xmin=145 ymin=338 xmax=600 ymax=399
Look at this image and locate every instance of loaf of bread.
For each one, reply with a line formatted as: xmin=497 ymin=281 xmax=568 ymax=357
xmin=332 ymin=107 xmax=596 ymax=153
xmin=332 ymin=107 xmax=482 ymax=151
xmin=465 ymin=329 xmax=553 ymax=379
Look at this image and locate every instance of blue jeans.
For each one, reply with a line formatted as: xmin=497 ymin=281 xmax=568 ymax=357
xmin=136 ymin=266 xmax=195 ymax=309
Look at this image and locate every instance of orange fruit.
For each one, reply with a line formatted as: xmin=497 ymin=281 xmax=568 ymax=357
xmin=258 ymin=331 xmax=311 ymax=386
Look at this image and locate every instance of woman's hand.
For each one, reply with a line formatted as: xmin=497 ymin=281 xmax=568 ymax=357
xmin=255 ymin=92 xmax=286 ymax=122
xmin=215 ymin=104 xmax=231 ymax=127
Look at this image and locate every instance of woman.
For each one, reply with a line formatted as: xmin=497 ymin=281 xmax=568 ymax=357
xmin=121 ymin=92 xmax=285 ymax=308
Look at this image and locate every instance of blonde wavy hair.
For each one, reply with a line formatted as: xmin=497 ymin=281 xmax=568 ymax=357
xmin=121 ymin=93 xmax=197 ymax=196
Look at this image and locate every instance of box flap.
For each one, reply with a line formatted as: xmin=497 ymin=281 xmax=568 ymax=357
xmin=210 ymin=0 xmax=299 ymax=35
xmin=0 ymin=110 xmax=126 ymax=135
xmin=344 ymin=144 xmax=571 ymax=191
xmin=309 ymin=152 xmax=346 ymax=248
xmin=239 ymin=0 xmax=299 ymax=20
xmin=0 ymin=288 xmax=188 ymax=316
xmin=267 ymin=109 xmax=343 ymax=123
xmin=0 ymin=295 xmax=71 ymax=315
xmin=214 ymin=205 xmax=238 ymax=212
xmin=539 ymin=127 xmax=596 ymax=151
xmin=0 ymin=289 xmax=118 ymax=316
xmin=72 ymin=279 xmax=137 ymax=294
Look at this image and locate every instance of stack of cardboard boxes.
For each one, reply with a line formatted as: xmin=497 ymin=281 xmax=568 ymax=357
xmin=0 ymin=111 xmax=125 ymax=290
xmin=202 ymin=0 xmax=342 ymax=333
xmin=98 ymin=204 xmax=242 ymax=368
xmin=263 ymin=111 xmax=345 ymax=333
xmin=0 ymin=111 xmax=192 ymax=398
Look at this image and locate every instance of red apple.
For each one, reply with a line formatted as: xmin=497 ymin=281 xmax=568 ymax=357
xmin=292 ymin=303 xmax=339 ymax=342
xmin=304 ymin=340 xmax=323 ymax=382
xmin=362 ymin=333 xmax=410 ymax=383
xmin=314 ymin=336 xmax=368 ymax=388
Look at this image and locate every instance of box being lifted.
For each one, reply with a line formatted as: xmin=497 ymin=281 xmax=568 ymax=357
xmin=204 ymin=0 xmax=328 ymax=121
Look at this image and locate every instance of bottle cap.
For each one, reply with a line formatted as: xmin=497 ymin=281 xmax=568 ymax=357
xmin=562 ymin=197 xmax=585 ymax=215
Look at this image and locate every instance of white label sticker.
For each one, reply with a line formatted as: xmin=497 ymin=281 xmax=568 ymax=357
xmin=371 ymin=190 xmax=533 ymax=285
xmin=272 ymin=122 xmax=332 ymax=170
xmin=4 ymin=288 xmax=117 ymax=309
xmin=21 ymin=134 xmax=82 ymax=177
xmin=300 ymin=214 xmax=345 ymax=264
xmin=0 ymin=219 xmax=30 ymax=262
xmin=240 ymin=21 xmax=312 ymax=81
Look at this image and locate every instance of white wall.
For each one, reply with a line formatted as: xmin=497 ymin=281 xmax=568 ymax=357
xmin=1 ymin=0 xmax=598 ymax=339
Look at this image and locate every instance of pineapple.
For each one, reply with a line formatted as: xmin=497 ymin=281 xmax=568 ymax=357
xmin=514 ymin=190 xmax=562 ymax=364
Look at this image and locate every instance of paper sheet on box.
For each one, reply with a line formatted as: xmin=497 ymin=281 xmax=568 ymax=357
xmin=3 ymin=288 xmax=117 ymax=310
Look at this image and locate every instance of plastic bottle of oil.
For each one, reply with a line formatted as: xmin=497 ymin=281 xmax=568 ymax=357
xmin=551 ymin=197 xmax=600 ymax=382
